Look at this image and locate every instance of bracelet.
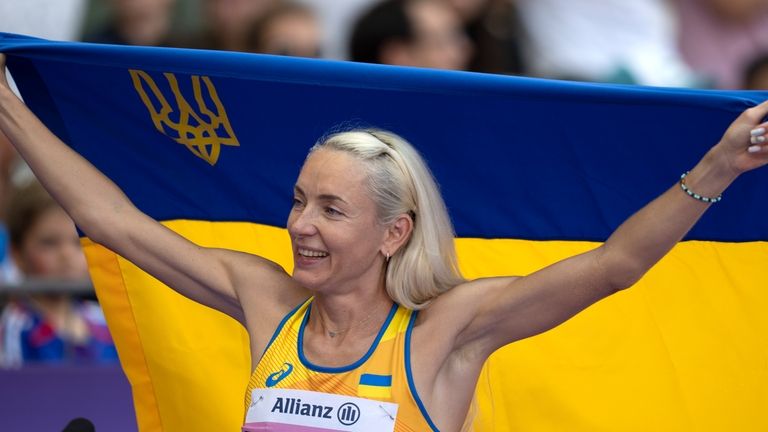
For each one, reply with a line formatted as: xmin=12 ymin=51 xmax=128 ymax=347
xmin=679 ymin=171 xmax=722 ymax=203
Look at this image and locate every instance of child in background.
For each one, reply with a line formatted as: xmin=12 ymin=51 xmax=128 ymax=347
xmin=0 ymin=180 xmax=117 ymax=367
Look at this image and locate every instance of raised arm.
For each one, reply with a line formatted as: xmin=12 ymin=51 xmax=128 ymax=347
xmin=0 ymin=54 xmax=300 ymax=325
xmin=430 ymin=101 xmax=768 ymax=360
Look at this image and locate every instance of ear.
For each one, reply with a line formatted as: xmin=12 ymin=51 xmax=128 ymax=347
xmin=379 ymin=40 xmax=415 ymax=66
xmin=382 ymin=213 xmax=414 ymax=258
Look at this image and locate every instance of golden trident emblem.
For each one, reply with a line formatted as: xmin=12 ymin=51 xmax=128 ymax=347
xmin=129 ymin=70 xmax=239 ymax=165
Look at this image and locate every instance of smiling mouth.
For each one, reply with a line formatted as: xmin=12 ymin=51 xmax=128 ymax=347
xmin=297 ymin=248 xmax=329 ymax=258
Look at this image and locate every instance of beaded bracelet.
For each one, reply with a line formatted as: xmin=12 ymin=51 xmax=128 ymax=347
xmin=679 ymin=171 xmax=722 ymax=203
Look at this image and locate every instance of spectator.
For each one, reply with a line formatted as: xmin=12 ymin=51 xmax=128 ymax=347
xmin=0 ymin=180 xmax=117 ymax=367
xmin=517 ymin=0 xmax=698 ymax=86
xmin=676 ymin=0 xmax=768 ymax=89
xmin=350 ymin=0 xmax=472 ymax=70
xmin=182 ymin=0 xmax=281 ymax=52
xmin=83 ymin=0 xmax=177 ymax=46
xmin=445 ymin=0 xmax=525 ymax=74
xmin=249 ymin=2 xmax=323 ymax=57
xmin=301 ymin=0 xmax=375 ymax=60
xmin=743 ymin=53 xmax=768 ymax=89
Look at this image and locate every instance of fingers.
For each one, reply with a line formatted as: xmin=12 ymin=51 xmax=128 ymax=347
xmin=744 ymin=100 xmax=768 ymax=153
xmin=744 ymin=99 xmax=768 ymax=123
xmin=749 ymin=126 xmax=768 ymax=153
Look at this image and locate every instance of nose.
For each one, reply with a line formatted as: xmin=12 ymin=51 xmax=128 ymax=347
xmin=287 ymin=205 xmax=319 ymax=239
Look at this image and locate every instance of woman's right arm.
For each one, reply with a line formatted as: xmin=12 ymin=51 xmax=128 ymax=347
xmin=0 ymin=54 xmax=295 ymax=325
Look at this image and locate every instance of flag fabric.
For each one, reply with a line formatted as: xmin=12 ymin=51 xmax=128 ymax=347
xmin=1 ymin=33 xmax=767 ymax=431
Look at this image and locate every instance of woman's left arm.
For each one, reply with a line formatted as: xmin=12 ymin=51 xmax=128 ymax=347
xmin=440 ymin=101 xmax=768 ymax=358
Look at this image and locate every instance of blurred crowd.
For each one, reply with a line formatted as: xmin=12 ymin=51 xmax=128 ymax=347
xmin=1 ymin=0 xmax=768 ymax=368
xmin=5 ymin=0 xmax=768 ymax=86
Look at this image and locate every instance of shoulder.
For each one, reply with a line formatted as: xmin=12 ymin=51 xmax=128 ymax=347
xmin=405 ymin=278 xmax=520 ymax=428
xmin=214 ymin=248 xmax=307 ymax=304
xmin=410 ymin=277 xmax=519 ymax=362
xmin=216 ymin=250 xmax=311 ymax=356
xmin=417 ymin=277 xmax=520 ymax=335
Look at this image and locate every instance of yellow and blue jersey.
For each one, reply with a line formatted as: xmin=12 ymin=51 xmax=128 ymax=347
xmin=245 ymin=298 xmax=437 ymax=431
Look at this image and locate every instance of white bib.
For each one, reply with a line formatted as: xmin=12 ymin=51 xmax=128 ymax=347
xmin=243 ymin=388 xmax=399 ymax=432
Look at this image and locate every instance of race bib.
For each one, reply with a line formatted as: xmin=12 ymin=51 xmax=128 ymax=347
xmin=243 ymin=388 xmax=399 ymax=432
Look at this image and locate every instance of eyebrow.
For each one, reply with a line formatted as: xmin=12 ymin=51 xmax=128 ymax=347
xmin=294 ymin=185 xmax=349 ymax=205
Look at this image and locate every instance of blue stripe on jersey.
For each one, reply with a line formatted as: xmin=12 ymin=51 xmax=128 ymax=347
xmin=360 ymin=374 xmax=393 ymax=387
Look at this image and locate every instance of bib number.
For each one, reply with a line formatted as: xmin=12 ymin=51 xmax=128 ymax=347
xmin=243 ymin=388 xmax=398 ymax=431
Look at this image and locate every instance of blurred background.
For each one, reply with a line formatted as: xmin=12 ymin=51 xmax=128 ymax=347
xmin=1 ymin=0 xmax=768 ymax=430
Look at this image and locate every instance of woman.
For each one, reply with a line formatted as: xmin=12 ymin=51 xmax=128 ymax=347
xmin=0 ymin=52 xmax=766 ymax=431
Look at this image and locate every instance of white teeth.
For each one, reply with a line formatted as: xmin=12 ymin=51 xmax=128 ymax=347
xmin=298 ymin=248 xmax=328 ymax=258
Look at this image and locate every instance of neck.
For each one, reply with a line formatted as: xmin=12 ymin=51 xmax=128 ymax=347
xmin=309 ymin=288 xmax=393 ymax=342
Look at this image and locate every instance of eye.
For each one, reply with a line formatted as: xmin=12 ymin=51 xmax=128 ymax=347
xmin=324 ymin=207 xmax=344 ymax=217
xmin=292 ymin=197 xmax=305 ymax=209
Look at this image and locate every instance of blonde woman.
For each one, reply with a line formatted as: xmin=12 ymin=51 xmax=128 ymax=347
xmin=0 ymin=53 xmax=766 ymax=431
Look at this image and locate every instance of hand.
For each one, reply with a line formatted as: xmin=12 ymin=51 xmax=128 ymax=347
xmin=715 ymin=100 xmax=768 ymax=175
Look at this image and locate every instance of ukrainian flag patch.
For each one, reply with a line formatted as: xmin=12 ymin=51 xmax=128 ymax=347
xmin=358 ymin=373 xmax=392 ymax=399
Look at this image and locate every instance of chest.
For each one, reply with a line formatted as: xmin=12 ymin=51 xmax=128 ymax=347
xmin=243 ymin=302 xmax=437 ymax=431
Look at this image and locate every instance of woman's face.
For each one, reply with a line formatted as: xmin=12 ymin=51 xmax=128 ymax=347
xmin=287 ymin=149 xmax=388 ymax=294
xmin=14 ymin=207 xmax=89 ymax=280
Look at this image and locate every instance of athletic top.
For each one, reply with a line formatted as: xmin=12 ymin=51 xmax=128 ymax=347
xmin=243 ymin=298 xmax=438 ymax=431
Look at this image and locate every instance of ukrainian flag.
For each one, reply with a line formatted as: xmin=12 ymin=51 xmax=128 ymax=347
xmin=1 ymin=33 xmax=767 ymax=431
xmin=358 ymin=374 xmax=392 ymax=399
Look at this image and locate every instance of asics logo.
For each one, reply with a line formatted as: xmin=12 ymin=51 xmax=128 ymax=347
xmin=265 ymin=362 xmax=294 ymax=387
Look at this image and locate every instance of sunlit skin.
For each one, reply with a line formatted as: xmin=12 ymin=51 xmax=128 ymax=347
xmin=288 ymin=149 xmax=410 ymax=365
xmin=289 ymin=149 xmax=387 ymax=293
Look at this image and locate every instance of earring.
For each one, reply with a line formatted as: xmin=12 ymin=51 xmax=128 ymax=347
xmin=385 ymin=252 xmax=390 ymax=262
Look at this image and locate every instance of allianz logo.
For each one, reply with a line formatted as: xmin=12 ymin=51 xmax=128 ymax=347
xmin=271 ymin=397 xmax=361 ymax=425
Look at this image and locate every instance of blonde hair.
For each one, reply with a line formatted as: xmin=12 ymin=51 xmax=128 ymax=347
xmin=311 ymin=129 xmax=464 ymax=309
